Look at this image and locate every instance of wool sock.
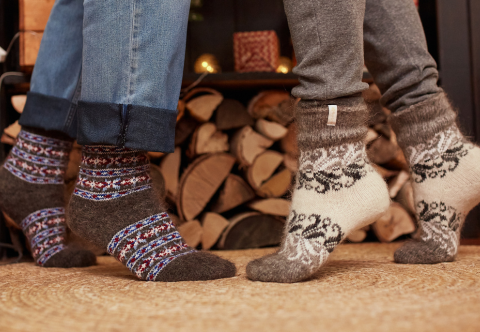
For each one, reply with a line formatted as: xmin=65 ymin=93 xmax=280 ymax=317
xmin=67 ymin=145 xmax=236 ymax=281
xmin=390 ymin=93 xmax=480 ymax=264
xmin=247 ymin=97 xmax=390 ymax=283
xmin=0 ymin=128 xmax=96 ymax=267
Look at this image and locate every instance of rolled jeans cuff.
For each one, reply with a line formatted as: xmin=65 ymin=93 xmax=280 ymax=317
xmin=76 ymin=101 xmax=176 ymax=153
xmin=19 ymin=91 xmax=78 ymax=138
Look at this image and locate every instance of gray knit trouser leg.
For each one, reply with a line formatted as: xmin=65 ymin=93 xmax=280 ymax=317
xmin=364 ymin=0 xmax=443 ymax=112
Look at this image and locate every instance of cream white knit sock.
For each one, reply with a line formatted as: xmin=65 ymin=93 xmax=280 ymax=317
xmin=391 ymin=93 xmax=480 ymax=264
xmin=247 ymin=98 xmax=390 ymax=283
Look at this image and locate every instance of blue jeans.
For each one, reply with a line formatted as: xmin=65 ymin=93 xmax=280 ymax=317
xmin=19 ymin=0 xmax=190 ymax=152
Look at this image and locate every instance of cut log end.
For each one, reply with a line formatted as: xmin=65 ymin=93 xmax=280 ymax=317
xmin=372 ymin=202 xmax=416 ymax=243
xmin=177 ymin=153 xmax=236 ymax=221
xmin=177 ymin=220 xmax=203 ymax=248
xmin=211 ymin=174 xmax=255 ymax=214
xmin=201 ymin=212 xmax=229 ymax=250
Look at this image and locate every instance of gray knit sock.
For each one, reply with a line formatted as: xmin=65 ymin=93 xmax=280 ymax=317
xmin=0 ymin=129 xmax=96 ymax=267
xmin=246 ymin=97 xmax=390 ymax=283
xmin=67 ymin=145 xmax=236 ymax=281
xmin=391 ymin=92 xmax=480 ymax=264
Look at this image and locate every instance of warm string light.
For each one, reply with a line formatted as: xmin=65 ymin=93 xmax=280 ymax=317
xmin=194 ymin=54 xmax=221 ymax=74
xmin=276 ymin=56 xmax=293 ymax=74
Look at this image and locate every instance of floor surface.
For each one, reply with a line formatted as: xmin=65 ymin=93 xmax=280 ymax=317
xmin=1 ymin=243 xmax=479 ymax=332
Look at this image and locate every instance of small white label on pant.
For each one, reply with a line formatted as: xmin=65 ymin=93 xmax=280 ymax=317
xmin=327 ymin=105 xmax=337 ymax=126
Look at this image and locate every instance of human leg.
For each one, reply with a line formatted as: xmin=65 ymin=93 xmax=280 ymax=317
xmin=364 ymin=0 xmax=480 ymax=263
xmin=0 ymin=0 xmax=95 ymax=267
xmin=246 ymin=0 xmax=390 ymax=283
xmin=67 ymin=0 xmax=235 ymax=281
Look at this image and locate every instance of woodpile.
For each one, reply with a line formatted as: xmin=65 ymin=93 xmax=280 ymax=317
xmin=4 ymin=84 xmax=417 ymax=253
xmin=160 ymin=88 xmax=297 ymax=249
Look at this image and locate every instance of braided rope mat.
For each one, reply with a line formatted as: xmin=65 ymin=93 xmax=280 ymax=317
xmin=0 ymin=243 xmax=479 ymax=332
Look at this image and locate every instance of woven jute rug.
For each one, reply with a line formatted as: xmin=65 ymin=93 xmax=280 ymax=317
xmin=0 ymin=243 xmax=479 ymax=332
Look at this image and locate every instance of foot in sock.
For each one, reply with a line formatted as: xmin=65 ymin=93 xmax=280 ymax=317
xmin=391 ymin=93 xmax=480 ymax=264
xmin=67 ymin=145 xmax=236 ymax=281
xmin=246 ymin=98 xmax=390 ymax=283
xmin=0 ymin=129 xmax=96 ymax=267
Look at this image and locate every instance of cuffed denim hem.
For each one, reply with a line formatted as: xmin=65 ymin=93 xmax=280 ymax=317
xmin=76 ymin=101 xmax=176 ymax=153
xmin=19 ymin=91 xmax=78 ymax=138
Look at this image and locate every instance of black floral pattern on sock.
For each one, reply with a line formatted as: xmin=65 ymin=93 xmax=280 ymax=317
xmin=411 ymin=143 xmax=469 ymax=183
xmin=288 ymin=210 xmax=344 ymax=253
xmin=417 ymin=200 xmax=461 ymax=232
xmin=297 ymin=161 xmax=368 ymax=194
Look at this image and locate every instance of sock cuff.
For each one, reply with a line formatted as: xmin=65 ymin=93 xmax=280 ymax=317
xmin=82 ymin=145 xmax=143 ymax=155
xmin=389 ymin=92 xmax=457 ymax=148
xmin=18 ymin=129 xmax=73 ymax=152
xmin=295 ymin=96 xmax=369 ymax=150
xmin=22 ymin=126 xmax=74 ymax=143
xmin=80 ymin=145 xmax=149 ymax=168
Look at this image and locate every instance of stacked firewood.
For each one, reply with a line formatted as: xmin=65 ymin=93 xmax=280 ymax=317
xmin=3 ymin=84 xmax=416 ymax=254
xmin=158 ymin=88 xmax=296 ymax=250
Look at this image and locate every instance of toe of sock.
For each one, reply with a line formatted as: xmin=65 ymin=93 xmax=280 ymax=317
xmin=246 ymin=253 xmax=312 ymax=283
xmin=42 ymin=248 xmax=97 ymax=268
xmin=394 ymin=241 xmax=455 ymax=264
xmin=154 ymin=251 xmax=236 ymax=282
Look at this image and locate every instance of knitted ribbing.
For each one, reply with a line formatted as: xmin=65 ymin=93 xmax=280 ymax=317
xmin=295 ymin=96 xmax=369 ymax=150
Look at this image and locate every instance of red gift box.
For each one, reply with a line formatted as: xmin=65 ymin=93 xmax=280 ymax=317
xmin=233 ymin=30 xmax=280 ymax=73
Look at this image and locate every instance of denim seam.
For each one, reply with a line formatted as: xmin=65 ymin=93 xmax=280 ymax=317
xmin=124 ymin=105 xmax=131 ymax=148
xmin=63 ymin=72 xmax=82 ymax=133
xmin=116 ymin=104 xmax=123 ymax=147
xmin=125 ymin=1 xmax=139 ymax=105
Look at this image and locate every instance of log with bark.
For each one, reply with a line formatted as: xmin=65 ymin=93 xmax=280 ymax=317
xmin=372 ymin=202 xmax=416 ymax=243
xmin=176 ymin=153 xmax=236 ymax=220
xmin=185 ymin=88 xmax=223 ymax=122
xmin=211 ymin=174 xmax=255 ymax=214
xmin=218 ymin=212 xmax=285 ymax=250
xmin=230 ymin=126 xmax=274 ymax=167
xmin=187 ymin=122 xmax=229 ymax=157
xmin=215 ymin=99 xmax=254 ymax=130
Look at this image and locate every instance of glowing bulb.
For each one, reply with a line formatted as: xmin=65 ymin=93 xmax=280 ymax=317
xmin=277 ymin=65 xmax=289 ymax=74
xmin=202 ymin=61 xmax=208 ymax=67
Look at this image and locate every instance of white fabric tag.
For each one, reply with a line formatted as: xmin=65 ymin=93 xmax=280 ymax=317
xmin=327 ymin=105 xmax=337 ymax=126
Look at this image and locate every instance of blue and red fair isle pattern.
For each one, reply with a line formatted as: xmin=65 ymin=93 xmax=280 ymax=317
xmin=74 ymin=146 xmax=152 ymax=201
xmin=107 ymin=212 xmax=194 ymax=281
xmin=4 ymin=130 xmax=70 ymax=184
xmin=21 ymin=207 xmax=67 ymax=265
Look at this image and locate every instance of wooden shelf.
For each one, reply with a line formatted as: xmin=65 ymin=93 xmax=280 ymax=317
xmin=182 ymin=71 xmax=373 ymax=89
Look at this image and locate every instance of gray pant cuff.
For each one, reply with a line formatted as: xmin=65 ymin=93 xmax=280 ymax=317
xmin=76 ymin=101 xmax=177 ymax=153
xmin=389 ymin=92 xmax=457 ymax=147
xmin=295 ymin=96 xmax=368 ymax=150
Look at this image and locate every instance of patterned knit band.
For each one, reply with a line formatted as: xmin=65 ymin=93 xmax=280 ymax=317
xmin=4 ymin=130 xmax=71 ymax=184
xmin=297 ymin=141 xmax=374 ymax=194
xmin=74 ymin=146 xmax=151 ymax=201
xmin=21 ymin=207 xmax=67 ymax=265
xmin=107 ymin=212 xmax=194 ymax=281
